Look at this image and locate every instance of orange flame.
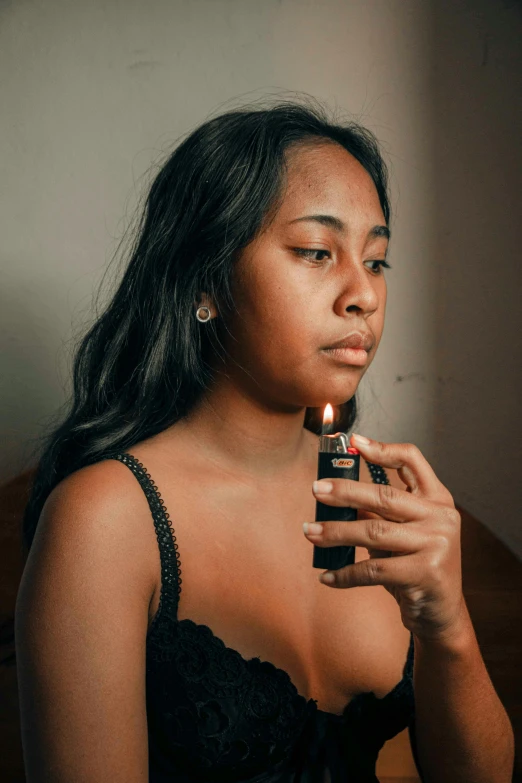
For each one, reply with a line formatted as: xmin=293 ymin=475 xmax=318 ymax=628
xmin=322 ymin=403 xmax=334 ymax=426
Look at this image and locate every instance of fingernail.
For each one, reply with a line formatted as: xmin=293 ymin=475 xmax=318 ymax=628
xmin=313 ymin=480 xmax=333 ymax=494
xmin=352 ymin=433 xmax=371 ymax=445
xmin=303 ymin=522 xmax=323 ymax=535
xmin=319 ymin=572 xmax=335 ymax=584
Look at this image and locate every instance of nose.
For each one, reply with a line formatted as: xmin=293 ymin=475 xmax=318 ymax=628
xmin=333 ymin=260 xmax=381 ymax=318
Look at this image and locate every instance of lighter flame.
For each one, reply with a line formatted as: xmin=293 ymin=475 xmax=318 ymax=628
xmin=323 ymin=404 xmax=334 ymax=425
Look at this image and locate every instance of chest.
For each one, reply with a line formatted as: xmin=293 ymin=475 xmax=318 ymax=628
xmin=145 ymin=454 xmax=411 ymax=716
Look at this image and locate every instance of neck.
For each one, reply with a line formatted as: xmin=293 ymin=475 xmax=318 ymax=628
xmin=173 ymin=377 xmax=317 ymax=484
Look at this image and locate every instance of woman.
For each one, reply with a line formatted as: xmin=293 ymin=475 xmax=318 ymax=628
xmin=15 ymin=98 xmax=513 ymax=782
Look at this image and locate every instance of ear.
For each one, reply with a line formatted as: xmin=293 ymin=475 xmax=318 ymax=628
xmin=196 ymin=292 xmax=212 ymax=307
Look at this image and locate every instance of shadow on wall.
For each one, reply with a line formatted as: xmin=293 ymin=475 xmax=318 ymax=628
xmin=0 ymin=269 xmax=88 ymax=484
xmin=430 ymin=0 xmax=522 ymax=560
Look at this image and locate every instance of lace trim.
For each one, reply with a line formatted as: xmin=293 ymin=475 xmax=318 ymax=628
xmin=104 ymin=453 xmax=389 ymax=641
xmin=365 ymin=462 xmax=390 ymax=485
xmin=148 ymin=614 xmax=414 ymax=714
xmin=104 ymin=452 xmax=182 ymax=638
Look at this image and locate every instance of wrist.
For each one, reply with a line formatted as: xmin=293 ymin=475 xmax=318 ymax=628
xmin=414 ymin=598 xmax=475 ymax=654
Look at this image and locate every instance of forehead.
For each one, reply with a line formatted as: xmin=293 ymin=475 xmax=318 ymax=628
xmin=278 ymin=141 xmax=383 ymax=223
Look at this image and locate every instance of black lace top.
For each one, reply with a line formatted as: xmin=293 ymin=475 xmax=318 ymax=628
xmin=105 ymin=452 xmax=421 ymax=783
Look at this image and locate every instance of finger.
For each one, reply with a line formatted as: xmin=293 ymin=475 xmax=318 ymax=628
xmin=313 ymin=478 xmax=431 ymax=523
xmin=318 ymin=553 xmax=418 ymax=589
xmin=304 ymin=518 xmax=425 ymax=553
xmin=350 ymin=435 xmax=452 ymax=502
xmin=356 ymin=508 xmax=395 ymax=557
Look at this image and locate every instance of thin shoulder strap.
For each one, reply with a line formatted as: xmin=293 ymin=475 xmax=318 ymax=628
xmin=104 ymin=452 xmax=183 ymax=627
xmin=365 ymin=460 xmax=390 ymax=485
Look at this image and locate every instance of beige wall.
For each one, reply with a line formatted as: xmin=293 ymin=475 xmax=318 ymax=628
xmin=431 ymin=0 xmax=522 ymax=560
xmin=1 ymin=0 xmax=520 ymax=559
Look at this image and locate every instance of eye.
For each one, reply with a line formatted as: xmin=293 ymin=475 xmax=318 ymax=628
xmin=364 ymin=259 xmax=392 ymax=275
xmin=293 ymin=248 xmax=392 ymax=275
xmin=293 ymin=248 xmax=331 ymax=263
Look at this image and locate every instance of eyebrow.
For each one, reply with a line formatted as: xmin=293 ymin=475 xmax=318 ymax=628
xmin=287 ymin=214 xmax=390 ymax=242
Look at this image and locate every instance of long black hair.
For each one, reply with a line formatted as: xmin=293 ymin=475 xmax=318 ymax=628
xmin=21 ymin=95 xmax=391 ymax=556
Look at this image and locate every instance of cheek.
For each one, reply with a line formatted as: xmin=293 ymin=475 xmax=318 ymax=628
xmin=247 ymin=312 xmax=319 ymax=372
xmin=230 ymin=300 xmax=322 ymax=392
xmin=235 ymin=268 xmax=318 ymax=355
xmin=224 ymin=299 xmax=371 ymax=406
xmin=262 ymin=295 xmax=321 ymax=366
xmin=229 ymin=260 xmax=383 ymax=394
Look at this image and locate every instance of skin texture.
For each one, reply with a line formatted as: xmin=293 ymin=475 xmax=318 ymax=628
xmin=15 ymin=142 xmax=408 ymax=783
xmin=16 ymin=140 xmax=514 ymax=783
xmin=307 ymin=435 xmax=467 ymax=642
xmin=177 ymin=140 xmax=389 ymax=483
xmin=130 ymin=139 xmax=410 ymax=711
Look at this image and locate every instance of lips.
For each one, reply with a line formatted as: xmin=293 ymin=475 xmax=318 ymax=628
xmin=324 ymin=331 xmax=374 ymax=352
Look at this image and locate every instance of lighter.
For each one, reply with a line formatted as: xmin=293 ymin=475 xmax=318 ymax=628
xmin=313 ymin=404 xmax=360 ymax=571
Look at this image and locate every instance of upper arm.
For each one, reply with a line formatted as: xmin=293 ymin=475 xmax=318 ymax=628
xmin=15 ymin=461 xmax=155 ymax=783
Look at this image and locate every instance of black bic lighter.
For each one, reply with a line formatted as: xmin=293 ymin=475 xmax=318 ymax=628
xmin=313 ymin=430 xmax=360 ymax=571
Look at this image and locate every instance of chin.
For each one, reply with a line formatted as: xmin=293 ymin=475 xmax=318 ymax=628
xmin=307 ymin=382 xmax=360 ymax=406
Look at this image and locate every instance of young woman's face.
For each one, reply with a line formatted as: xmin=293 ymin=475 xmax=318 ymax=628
xmin=220 ymin=141 xmax=389 ymax=411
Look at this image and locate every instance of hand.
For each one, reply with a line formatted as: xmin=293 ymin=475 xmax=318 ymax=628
xmin=304 ymin=434 xmax=467 ymax=643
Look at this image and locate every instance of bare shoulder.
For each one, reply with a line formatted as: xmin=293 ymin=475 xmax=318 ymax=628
xmin=15 ymin=458 xmax=155 ymax=781
xmin=27 ymin=458 xmax=159 ymax=625
xmin=37 ymin=458 xmax=156 ymax=556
